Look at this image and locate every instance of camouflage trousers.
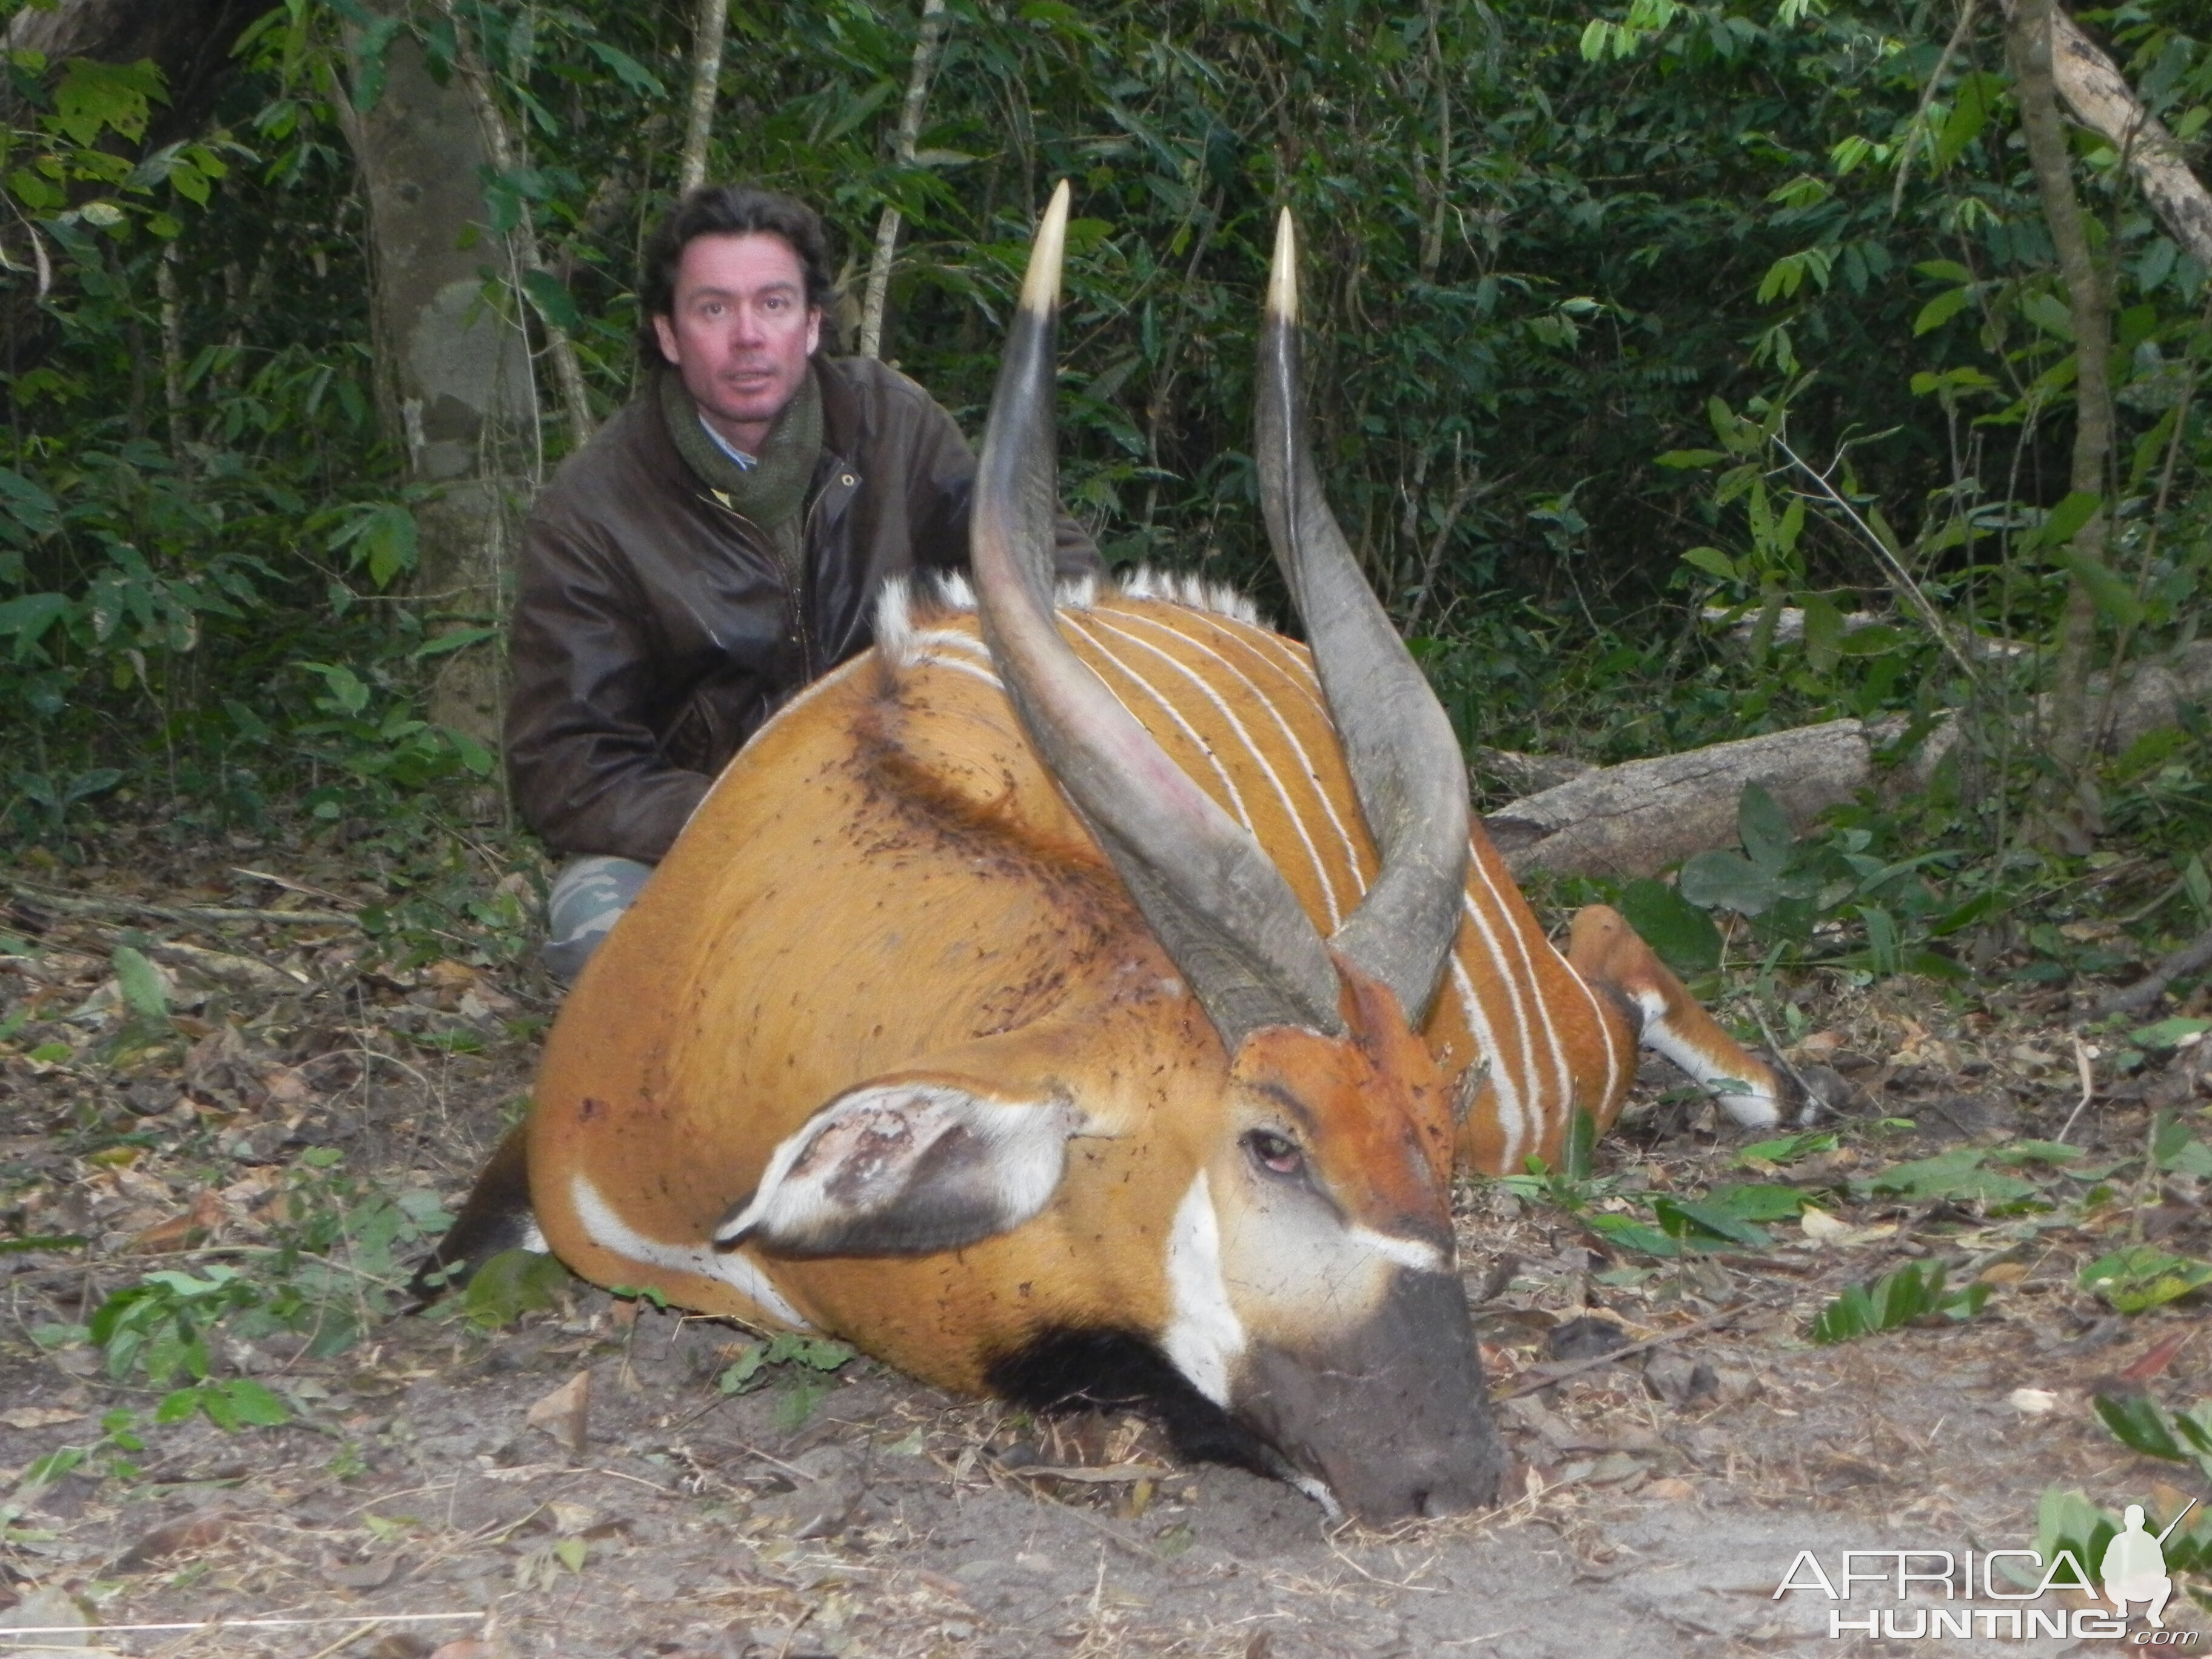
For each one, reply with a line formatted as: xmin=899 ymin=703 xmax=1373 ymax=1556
xmin=543 ymin=856 xmax=655 ymax=983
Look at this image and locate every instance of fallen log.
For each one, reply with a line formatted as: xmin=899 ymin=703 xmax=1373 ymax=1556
xmin=1485 ymin=719 xmax=1878 ymax=879
xmin=1486 ymin=640 xmax=2212 ymax=879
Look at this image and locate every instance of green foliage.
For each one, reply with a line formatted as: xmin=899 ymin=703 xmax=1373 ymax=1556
xmin=716 ymin=1332 xmax=858 ymax=1432
xmin=0 ymin=0 xmax=2205 ymax=1022
xmin=109 ymin=942 xmax=170 ymax=1031
xmin=152 ymin=1376 xmax=291 ymax=1432
xmin=2019 ymin=1486 xmax=2212 ymax=1594
xmin=1661 ymin=782 xmax=1972 ymax=981
xmin=1854 ymin=1147 xmax=2042 ymax=1208
xmin=1738 ymin=1129 xmax=1839 ymax=1166
xmin=1809 ymin=1261 xmax=1988 ymax=1344
xmin=1498 ymin=1142 xmax=1806 ymax=1259
xmin=2079 ymin=1245 xmax=2212 ymax=1313
xmin=2013 ymin=1487 xmax=2119 ymax=1594
xmin=2130 ymin=1017 xmax=2212 ymax=1051
xmin=2153 ymin=1111 xmax=2212 ymax=1178
xmin=452 ymin=1247 xmax=575 ymax=1330
xmin=0 ymin=1408 xmax=146 ymax=1548
xmin=2094 ymin=1392 xmax=2212 ymax=1484
xmin=88 ymin=1264 xmax=262 ymax=1387
xmin=65 ymin=1150 xmax=452 ymax=1412
xmin=1618 ymin=878 xmax=1721 ymax=977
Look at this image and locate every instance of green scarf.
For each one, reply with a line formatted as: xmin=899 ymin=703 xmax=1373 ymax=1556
xmin=661 ymin=365 xmax=823 ymax=585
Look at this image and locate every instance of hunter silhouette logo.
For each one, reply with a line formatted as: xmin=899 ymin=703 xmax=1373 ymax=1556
xmin=2105 ymin=1499 xmax=2197 ymax=1631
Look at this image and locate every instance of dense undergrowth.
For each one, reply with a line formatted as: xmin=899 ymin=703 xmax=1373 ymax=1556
xmin=0 ymin=2 xmax=2207 ymax=1000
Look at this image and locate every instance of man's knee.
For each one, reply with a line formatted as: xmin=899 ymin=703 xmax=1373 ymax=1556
xmin=544 ymin=856 xmax=655 ymax=982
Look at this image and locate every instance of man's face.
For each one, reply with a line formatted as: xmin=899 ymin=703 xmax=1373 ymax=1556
xmin=652 ymin=232 xmax=822 ymax=447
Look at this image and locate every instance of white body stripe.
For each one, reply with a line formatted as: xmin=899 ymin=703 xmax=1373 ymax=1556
xmin=1059 ymin=612 xmax=1259 ymax=834
xmin=884 ymin=583 xmax=1648 ymax=1166
xmin=1462 ymin=845 xmax=1574 ymax=1127
xmin=1197 ymin=625 xmax=1373 ymax=903
xmin=1094 ymin=608 xmax=1349 ymax=926
xmin=1561 ymin=955 xmax=1625 ymax=1118
xmin=569 ymin=1170 xmax=812 ymax=1329
xmin=1455 ymin=890 xmax=1537 ymax=1168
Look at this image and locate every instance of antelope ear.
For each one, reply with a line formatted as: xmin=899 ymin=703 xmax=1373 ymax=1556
xmin=712 ymin=1079 xmax=1083 ymax=1257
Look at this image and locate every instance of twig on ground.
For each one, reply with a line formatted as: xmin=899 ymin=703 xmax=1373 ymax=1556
xmin=7 ymin=882 xmax=357 ymax=929
xmin=230 ymin=869 xmax=355 ymax=907
xmin=732 ymin=1441 xmax=827 ymax=1485
xmin=2054 ymin=1036 xmax=2099 ymax=1145
xmin=1002 ymin=1462 xmax=1171 ymax=1483
xmin=1751 ymin=1006 xmax=1825 ymax=1118
xmin=1492 ymin=1302 xmax=1755 ymax=1402
xmin=2090 ymin=921 xmax=2212 ymax=1018
xmin=997 ymin=1464 xmax=1182 ymax=1566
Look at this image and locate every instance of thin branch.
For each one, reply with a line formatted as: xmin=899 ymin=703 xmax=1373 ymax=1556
xmin=155 ymin=243 xmax=189 ymax=480
xmin=859 ymin=0 xmax=949 ymax=361
xmin=1418 ymin=0 xmax=1450 ymax=283
xmin=1890 ymin=0 xmax=1979 ymax=222
xmin=7 ymin=882 xmax=358 ymax=928
xmin=436 ymin=0 xmax=595 ymax=451
xmin=2090 ymin=923 xmax=2212 ymax=1018
xmin=676 ymin=0 xmax=731 ymax=196
xmin=1774 ymin=435 xmax=1986 ymax=692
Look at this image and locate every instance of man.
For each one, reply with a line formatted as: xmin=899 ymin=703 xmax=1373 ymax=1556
xmin=507 ymin=185 xmax=1101 ymax=979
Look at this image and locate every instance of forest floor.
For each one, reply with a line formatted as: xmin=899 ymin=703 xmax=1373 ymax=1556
xmin=1 ymin=820 xmax=2209 ymax=1658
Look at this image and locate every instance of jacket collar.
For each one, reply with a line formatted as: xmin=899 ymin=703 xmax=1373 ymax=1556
xmin=639 ymin=356 xmax=866 ymax=534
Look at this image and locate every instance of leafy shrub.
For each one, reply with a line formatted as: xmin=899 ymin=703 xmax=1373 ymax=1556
xmin=1809 ymin=1262 xmax=1988 ymax=1344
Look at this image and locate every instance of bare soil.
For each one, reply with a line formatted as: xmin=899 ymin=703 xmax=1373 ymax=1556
xmin=2 ymin=831 xmax=2208 ymax=1657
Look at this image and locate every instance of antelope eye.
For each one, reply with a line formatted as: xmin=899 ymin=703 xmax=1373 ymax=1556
xmin=1244 ymin=1128 xmax=1304 ymax=1178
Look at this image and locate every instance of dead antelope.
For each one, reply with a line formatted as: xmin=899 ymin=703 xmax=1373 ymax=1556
xmin=419 ymin=187 xmax=1792 ymax=1521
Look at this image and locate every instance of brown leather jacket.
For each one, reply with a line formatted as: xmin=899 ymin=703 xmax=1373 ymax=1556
xmin=507 ymin=357 xmax=1102 ymax=860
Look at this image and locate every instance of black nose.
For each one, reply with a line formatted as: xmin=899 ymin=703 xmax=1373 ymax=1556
xmin=1238 ymin=1263 xmax=1508 ymax=1523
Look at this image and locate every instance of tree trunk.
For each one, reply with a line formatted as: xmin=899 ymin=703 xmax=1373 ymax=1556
xmin=439 ymin=5 xmax=595 ymax=455
xmin=677 ymin=0 xmax=731 ymax=196
xmin=342 ymin=19 xmax=534 ymax=754
xmin=859 ymin=0 xmax=950 ymax=361
xmin=1996 ymin=0 xmax=2212 ymax=270
xmin=156 ymin=242 xmax=186 ymax=478
xmin=1417 ymin=0 xmax=1450 ymax=284
xmin=2009 ymin=0 xmax=2115 ymax=848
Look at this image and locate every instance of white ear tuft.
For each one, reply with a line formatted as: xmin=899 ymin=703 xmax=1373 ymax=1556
xmin=714 ymin=1079 xmax=1082 ymax=1258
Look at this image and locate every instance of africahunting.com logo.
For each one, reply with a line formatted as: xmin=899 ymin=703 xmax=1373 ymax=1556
xmin=1774 ymin=1493 xmax=2204 ymax=1642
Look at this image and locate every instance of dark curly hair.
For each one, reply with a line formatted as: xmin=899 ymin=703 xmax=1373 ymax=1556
xmin=637 ymin=184 xmax=835 ymax=361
